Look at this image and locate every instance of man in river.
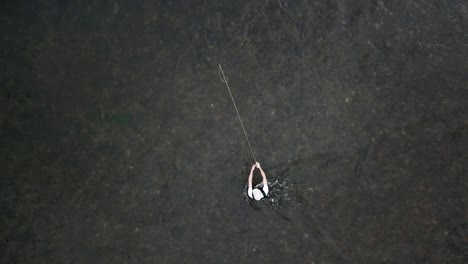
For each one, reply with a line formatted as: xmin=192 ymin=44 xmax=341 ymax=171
xmin=247 ymin=162 xmax=269 ymax=201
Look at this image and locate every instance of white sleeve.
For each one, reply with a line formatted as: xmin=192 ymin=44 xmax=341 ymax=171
xmin=262 ymin=183 xmax=269 ymax=196
xmin=247 ymin=187 xmax=253 ymax=198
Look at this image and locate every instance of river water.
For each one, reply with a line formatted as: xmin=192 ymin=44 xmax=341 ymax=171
xmin=1 ymin=0 xmax=467 ymax=263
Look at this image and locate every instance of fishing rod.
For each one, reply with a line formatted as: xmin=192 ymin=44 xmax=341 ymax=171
xmin=218 ymin=64 xmax=257 ymax=163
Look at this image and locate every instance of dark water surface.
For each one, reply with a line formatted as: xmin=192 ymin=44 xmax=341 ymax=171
xmin=1 ymin=0 xmax=467 ymax=263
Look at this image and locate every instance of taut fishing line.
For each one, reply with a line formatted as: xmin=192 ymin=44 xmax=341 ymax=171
xmin=218 ymin=64 xmax=257 ymax=162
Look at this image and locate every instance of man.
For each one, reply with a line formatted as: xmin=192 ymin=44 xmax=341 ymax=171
xmin=247 ymin=162 xmax=269 ymax=201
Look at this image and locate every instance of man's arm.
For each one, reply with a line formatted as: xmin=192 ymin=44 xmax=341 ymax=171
xmin=248 ymin=164 xmax=256 ymax=189
xmin=256 ymin=162 xmax=268 ymax=184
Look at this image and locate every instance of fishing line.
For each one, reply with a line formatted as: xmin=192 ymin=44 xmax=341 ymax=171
xmin=218 ymin=64 xmax=257 ymax=162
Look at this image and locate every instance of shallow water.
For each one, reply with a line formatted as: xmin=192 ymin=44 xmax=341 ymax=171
xmin=1 ymin=0 xmax=467 ymax=263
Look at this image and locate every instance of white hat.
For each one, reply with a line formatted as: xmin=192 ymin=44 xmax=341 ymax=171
xmin=252 ymin=188 xmax=265 ymax=201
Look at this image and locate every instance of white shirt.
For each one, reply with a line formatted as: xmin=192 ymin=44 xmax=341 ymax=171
xmin=248 ymin=182 xmax=269 ymax=201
